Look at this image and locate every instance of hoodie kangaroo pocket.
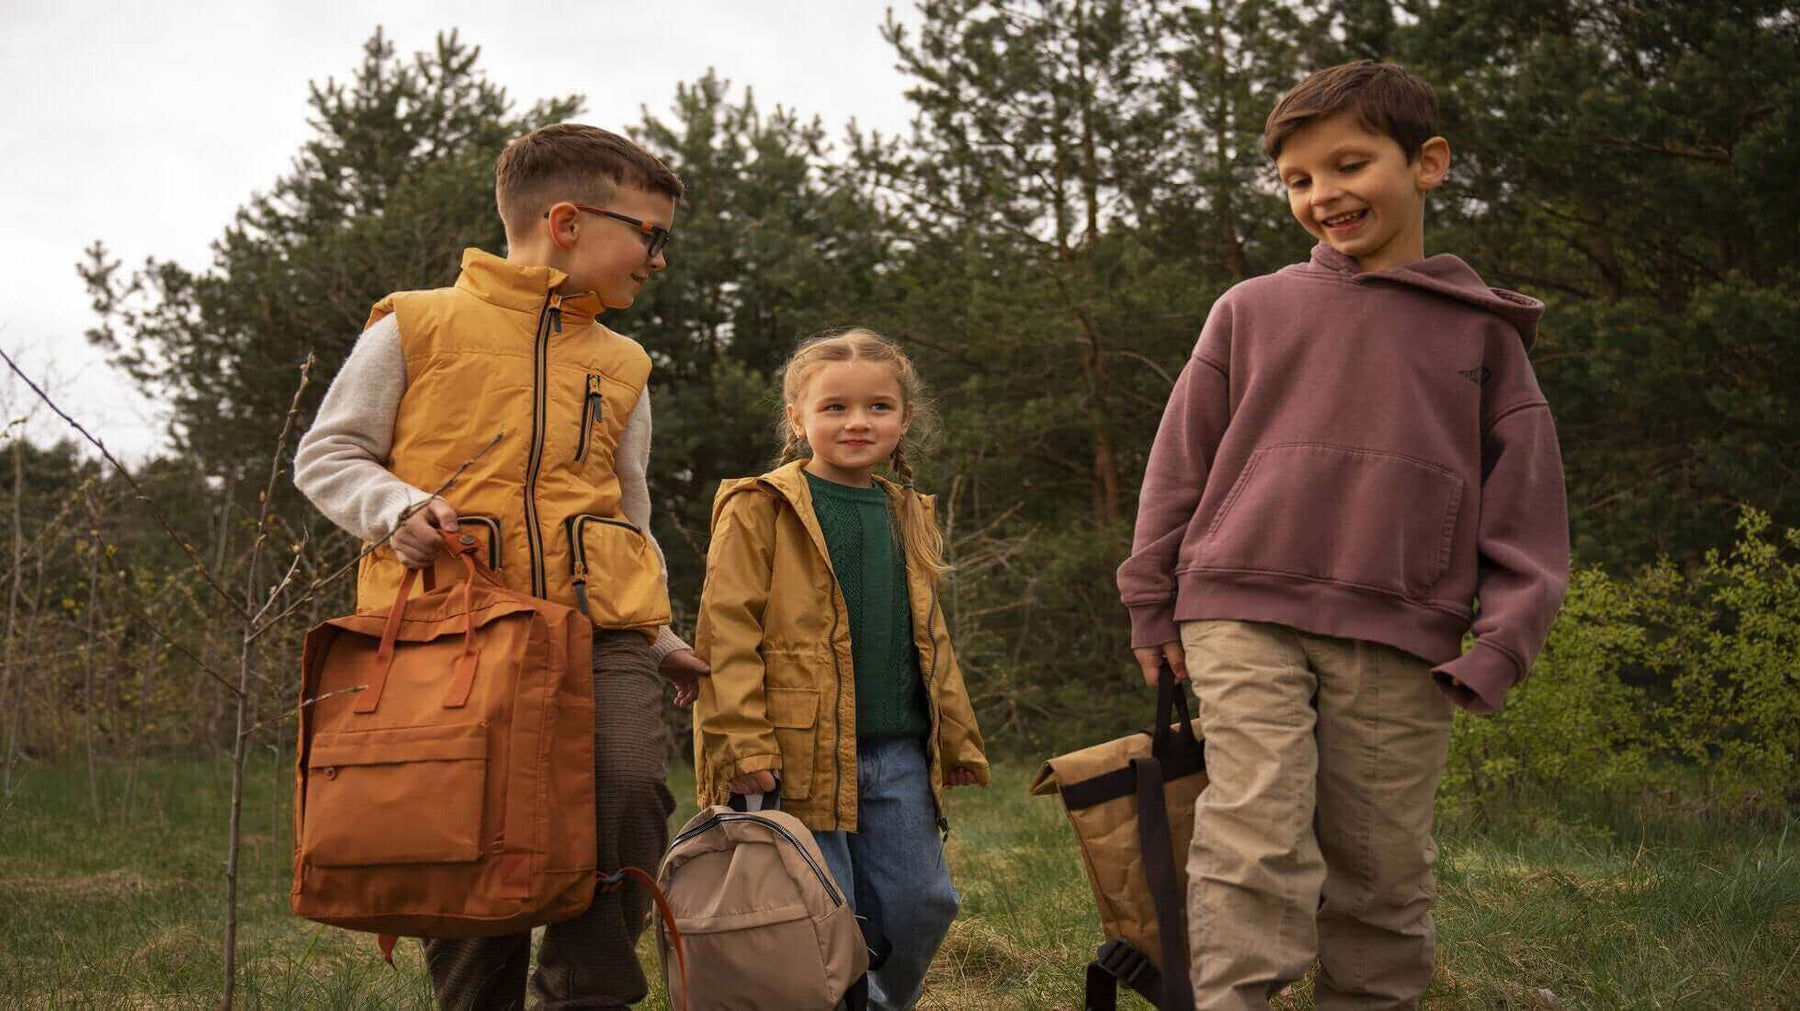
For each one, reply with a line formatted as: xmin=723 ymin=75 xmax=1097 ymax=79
xmin=1194 ymin=443 xmax=1463 ymax=598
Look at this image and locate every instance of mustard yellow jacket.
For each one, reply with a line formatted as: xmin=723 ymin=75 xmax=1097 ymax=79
xmin=693 ymin=461 xmax=990 ymax=832
xmin=355 ymin=248 xmax=670 ymax=632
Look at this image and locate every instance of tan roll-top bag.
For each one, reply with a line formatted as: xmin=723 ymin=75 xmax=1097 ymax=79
xmin=292 ymin=528 xmax=598 ymax=940
xmin=1031 ymin=665 xmax=1206 ymax=1010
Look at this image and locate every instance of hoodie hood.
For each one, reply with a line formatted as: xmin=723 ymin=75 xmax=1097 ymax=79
xmin=1307 ymin=243 xmax=1544 ymax=350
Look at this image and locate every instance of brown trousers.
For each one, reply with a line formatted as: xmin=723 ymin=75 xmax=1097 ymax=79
xmin=423 ymin=630 xmax=675 ymax=1010
xmin=1181 ymin=620 xmax=1454 ymax=1010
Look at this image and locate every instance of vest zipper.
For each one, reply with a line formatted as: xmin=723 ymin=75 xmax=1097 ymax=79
xmin=522 ymin=293 xmax=561 ymax=598
xmin=670 ymin=812 xmax=843 ymax=906
xmin=574 ymin=374 xmax=604 ymax=463
xmin=565 ymin=513 xmax=641 ymax=618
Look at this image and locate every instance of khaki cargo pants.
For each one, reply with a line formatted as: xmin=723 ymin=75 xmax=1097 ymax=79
xmin=1181 ymin=619 xmax=1454 ymax=1010
xmin=422 ymin=629 xmax=676 ymax=1010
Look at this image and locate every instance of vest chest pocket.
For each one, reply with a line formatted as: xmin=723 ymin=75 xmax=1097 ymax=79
xmin=564 ymin=514 xmax=669 ymax=628
xmin=574 ymin=374 xmax=605 ymax=464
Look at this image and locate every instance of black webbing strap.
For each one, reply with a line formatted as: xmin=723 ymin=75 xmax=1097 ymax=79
xmin=1080 ymin=661 xmax=1199 ymax=1011
xmin=1132 ymin=752 xmax=1196 ymax=1009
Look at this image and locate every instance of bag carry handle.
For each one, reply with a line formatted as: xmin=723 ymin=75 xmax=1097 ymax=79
xmin=1149 ymin=657 xmax=1200 ymax=767
xmin=601 ymin=866 xmax=689 ymax=1011
xmin=354 ymin=529 xmax=485 ymax=715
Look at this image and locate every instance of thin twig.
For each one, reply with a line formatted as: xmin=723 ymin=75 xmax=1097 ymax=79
xmin=0 ymin=346 xmax=247 ymax=618
xmin=225 ymin=352 xmax=312 ymax=1008
xmin=238 ymin=685 xmax=366 ymax=738
xmin=245 ymin=428 xmax=505 ymax=642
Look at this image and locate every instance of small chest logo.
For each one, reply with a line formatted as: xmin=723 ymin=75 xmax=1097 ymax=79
xmin=1458 ymin=366 xmax=1492 ymax=386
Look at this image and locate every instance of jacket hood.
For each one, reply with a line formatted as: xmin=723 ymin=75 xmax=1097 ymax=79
xmin=1307 ymin=243 xmax=1544 ymax=350
xmin=711 ymin=460 xmax=929 ymax=525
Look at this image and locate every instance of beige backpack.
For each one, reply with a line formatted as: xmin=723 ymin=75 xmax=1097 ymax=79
xmin=1031 ymin=665 xmax=1206 ymax=1010
xmin=657 ymin=794 xmax=874 ymax=1010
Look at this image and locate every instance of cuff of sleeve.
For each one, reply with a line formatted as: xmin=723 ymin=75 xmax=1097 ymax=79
xmin=650 ymin=626 xmax=690 ymax=665
xmin=1431 ymin=641 xmax=1521 ymax=715
xmin=378 ymin=486 xmax=439 ymax=541
xmin=1129 ymin=604 xmax=1180 ymax=650
xmin=718 ymin=754 xmax=783 ymax=782
xmin=954 ymin=759 xmax=992 ymax=786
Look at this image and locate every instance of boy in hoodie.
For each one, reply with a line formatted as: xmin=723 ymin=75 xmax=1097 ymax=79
xmin=294 ymin=123 xmax=707 ymax=1009
xmin=1116 ymin=62 xmax=1569 ymax=1008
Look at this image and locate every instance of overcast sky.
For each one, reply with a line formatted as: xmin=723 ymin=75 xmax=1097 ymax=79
xmin=0 ymin=1 xmax=922 ymax=463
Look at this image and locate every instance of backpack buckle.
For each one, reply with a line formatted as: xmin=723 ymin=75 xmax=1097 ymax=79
xmin=1094 ymin=939 xmax=1154 ymax=989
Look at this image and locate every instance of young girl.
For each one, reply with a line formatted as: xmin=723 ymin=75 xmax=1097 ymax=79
xmin=693 ymin=329 xmax=990 ymax=1010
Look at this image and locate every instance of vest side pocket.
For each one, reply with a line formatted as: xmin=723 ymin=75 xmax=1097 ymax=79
xmin=565 ymin=514 xmax=671 ymax=628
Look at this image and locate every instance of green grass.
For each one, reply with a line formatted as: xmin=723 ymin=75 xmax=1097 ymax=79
xmin=0 ymin=755 xmax=1794 ymax=1008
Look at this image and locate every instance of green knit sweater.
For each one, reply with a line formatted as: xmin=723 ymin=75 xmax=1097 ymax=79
xmin=804 ymin=470 xmax=931 ymax=740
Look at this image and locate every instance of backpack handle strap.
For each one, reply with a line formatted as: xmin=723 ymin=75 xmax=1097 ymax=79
xmin=354 ymin=532 xmax=485 ymax=715
xmin=437 ymin=529 xmax=483 ymax=709
xmin=600 ymin=867 xmax=688 ymax=1011
xmin=1149 ymin=659 xmax=1201 ymax=766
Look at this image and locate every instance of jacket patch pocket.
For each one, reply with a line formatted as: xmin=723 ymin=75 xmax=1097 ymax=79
xmin=764 ymin=686 xmax=819 ymax=801
xmin=1196 ymin=443 xmax=1464 ymax=598
xmin=567 ymin=515 xmax=669 ymax=628
xmin=302 ymin=722 xmax=487 ymax=866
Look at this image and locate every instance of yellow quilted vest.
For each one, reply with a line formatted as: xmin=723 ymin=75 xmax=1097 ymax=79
xmin=354 ymin=247 xmax=671 ymax=632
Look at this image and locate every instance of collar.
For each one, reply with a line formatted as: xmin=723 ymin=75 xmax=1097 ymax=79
xmin=453 ymin=247 xmax=606 ymax=324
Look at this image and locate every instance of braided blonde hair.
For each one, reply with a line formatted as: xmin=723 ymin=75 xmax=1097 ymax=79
xmin=775 ymin=328 xmax=948 ymax=580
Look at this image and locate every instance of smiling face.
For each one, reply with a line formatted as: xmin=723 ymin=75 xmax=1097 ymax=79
xmin=787 ymin=359 xmax=913 ymax=487
xmin=1275 ymin=110 xmax=1449 ymax=272
xmin=544 ymin=182 xmax=674 ymax=308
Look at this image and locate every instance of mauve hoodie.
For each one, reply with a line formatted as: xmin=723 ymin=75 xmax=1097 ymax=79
xmin=1118 ymin=243 xmax=1570 ymax=713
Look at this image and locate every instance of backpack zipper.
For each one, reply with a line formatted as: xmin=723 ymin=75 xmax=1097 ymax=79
xmin=670 ymin=812 xmax=843 ymax=906
xmin=564 ymin=513 xmax=641 ymax=617
xmin=574 ymin=374 xmax=604 ymax=463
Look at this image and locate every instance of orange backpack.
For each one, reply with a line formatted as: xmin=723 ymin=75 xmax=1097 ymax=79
xmin=291 ymin=528 xmax=598 ymax=939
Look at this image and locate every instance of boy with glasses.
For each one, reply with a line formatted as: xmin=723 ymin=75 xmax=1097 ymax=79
xmin=295 ymin=122 xmax=706 ymax=1009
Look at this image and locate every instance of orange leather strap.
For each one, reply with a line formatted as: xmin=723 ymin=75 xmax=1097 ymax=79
xmin=354 ymin=566 xmax=419 ymax=714
xmin=600 ymin=867 xmax=688 ymax=1011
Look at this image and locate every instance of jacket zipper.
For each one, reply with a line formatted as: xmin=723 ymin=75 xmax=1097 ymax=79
xmin=522 ymin=293 xmax=562 ymax=598
xmin=671 ymin=812 xmax=843 ymax=906
xmin=574 ymin=374 xmax=604 ymax=463
xmin=564 ymin=513 xmax=641 ymax=617
xmin=923 ymin=578 xmax=949 ymax=840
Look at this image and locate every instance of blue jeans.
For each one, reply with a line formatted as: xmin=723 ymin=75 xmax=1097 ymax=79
xmin=812 ymin=736 xmax=960 ymax=1011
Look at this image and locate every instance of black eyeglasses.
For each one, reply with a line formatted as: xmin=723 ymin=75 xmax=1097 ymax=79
xmin=546 ymin=203 xmax=673 ymax=259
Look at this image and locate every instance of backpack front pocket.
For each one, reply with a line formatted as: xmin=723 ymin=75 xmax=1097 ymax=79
xmin=1194 ymin=443 xmax=1464 ymax=598
xmin=302 ymin=722 xmax=487 ymax=866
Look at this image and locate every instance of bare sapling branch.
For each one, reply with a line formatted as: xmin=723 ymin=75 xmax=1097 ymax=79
xmin=222 ymin=352 xmax=312 ymax=1009
xmin=0 ymin=346 xmax=247 ymax=619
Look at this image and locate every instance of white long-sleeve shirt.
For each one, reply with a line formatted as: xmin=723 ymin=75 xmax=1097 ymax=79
xmin=294 ymin=313 xmax=690 ymax=661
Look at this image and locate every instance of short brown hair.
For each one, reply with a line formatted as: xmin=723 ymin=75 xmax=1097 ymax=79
xmin=493 ymin=123 xmax=684 ymax=235
xmin=1263 ymin=61 xmax=1439 ymax=162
